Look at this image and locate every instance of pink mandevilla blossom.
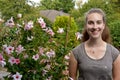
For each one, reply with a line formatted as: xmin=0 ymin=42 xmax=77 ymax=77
xmin=46 ymin=49 xmax=55 ymax=58
xmin=24 ymin=21 xmax=33 ymax=30
xmin=0 ymin=54 xmax=6 ymax=67
xmin=5 ymin=45 xmax=14 ymax=54
xmin=75 ymin=32 xmax=83 ymax=40
xmin=40 ymin=21 xmax=46 ymax=28
xmin=12 ymin=72 xmax=22 ymax=80
xmin=15 ymin=45 xmax=25 ymax=54
xmin=37 ymin=17 xmax=46 ymax=28
xmin=32 ymin=54 xmax=39 ymax=61
xmin=8 ymin=57 xmax=16 ymax=65
xmin=38 ymin=47 xmax=44 ymax=55
xmin=15 ymin=59 xmax=20 ymax=64
xmin=46 ymin=28 xmax=55 ymax=36
xmin=57 ymin=28 xmax=64 ymax=34
xmin=5 ymin=17 xmax=15 ymax=27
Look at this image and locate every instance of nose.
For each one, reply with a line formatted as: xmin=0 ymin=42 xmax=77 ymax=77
xmin=93 ymin=23 xmax=97 ymax=28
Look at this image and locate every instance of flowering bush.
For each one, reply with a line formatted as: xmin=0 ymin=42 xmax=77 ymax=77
xmin=0 ymin=14 xmax=81 ymax=80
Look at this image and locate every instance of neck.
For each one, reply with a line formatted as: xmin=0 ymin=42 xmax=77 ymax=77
xmin=86 ymin=38 xmax=105 ymax=47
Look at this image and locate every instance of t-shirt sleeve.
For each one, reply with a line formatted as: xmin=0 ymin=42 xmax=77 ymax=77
xmin=72 ymin=48 xmax=79 ymax=61
xmin=111 ymin=45 xmax=120 ymax=62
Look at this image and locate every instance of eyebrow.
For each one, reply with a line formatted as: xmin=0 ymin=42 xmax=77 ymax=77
xmin=87 ymin=20 xmax=102 ymax=22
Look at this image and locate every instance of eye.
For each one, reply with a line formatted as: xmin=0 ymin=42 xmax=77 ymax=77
xmin=97 ymin=21 xmax=102 ymax=24
xmin=88 ymin=21 xmax=94 ymax=25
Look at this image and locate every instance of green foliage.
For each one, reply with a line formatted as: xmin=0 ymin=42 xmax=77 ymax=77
xmin=40 ymin=0 xmax=75 ymax=13
xmin=0 ymin=0 xmax=39 ymax=20
xmin=52 ymin=16 xmax=80 ymax=49
xmin=108 ymin=20 xmax=120 ymax=49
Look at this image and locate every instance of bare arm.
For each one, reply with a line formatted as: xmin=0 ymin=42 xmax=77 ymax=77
xmin=113 ymin=55 xmax=120 ymax=80
xmin=69 ymin=52 xmax=78 ymax=80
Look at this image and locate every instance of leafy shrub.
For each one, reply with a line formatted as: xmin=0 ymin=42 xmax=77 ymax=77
xmin=109 ymin=20 xmax=120 ymax=50
xmin=0 ymin=14 xmax=80 ymax=80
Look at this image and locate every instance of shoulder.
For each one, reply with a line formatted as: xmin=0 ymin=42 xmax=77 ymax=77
xmin=71 ymin=43 xmax=84 ymax=61
xmin=72 ymin=43 xmax=84 ymax=52
xmin=107 ymin=43 xmax=120 ymax=62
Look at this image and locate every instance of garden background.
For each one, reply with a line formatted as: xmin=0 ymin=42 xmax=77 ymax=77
xmin=0 ymin=0 xmax=120 ymax=80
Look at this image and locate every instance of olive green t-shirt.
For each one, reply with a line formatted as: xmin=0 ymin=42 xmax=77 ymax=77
xmin=72 ymin=43 xmax=119 ymax=80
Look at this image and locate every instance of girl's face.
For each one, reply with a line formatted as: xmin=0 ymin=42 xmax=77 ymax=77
xmin=86 ymin=13 xmax=105 ymax=39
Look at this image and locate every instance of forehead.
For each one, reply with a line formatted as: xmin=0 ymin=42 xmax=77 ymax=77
xmin=87 ymin=13 xmax=103 ymax=21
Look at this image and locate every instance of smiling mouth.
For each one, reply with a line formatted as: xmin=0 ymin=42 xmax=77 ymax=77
xmin=90 ymin=28 xmax=101 ymax=32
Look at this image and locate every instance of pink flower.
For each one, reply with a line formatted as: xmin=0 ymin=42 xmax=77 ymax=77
xmin=32 ymin=54 xmax=39 ymax=61
xmin=24 ymin=21 xmax=33 ymax=30
xmin=46 ymin=49 xmax=55 ymax=58
xmin=12 ymin=72 xmax=22 ymax=80
xmin=15 ymin=59 xmax=20 ymax=64
xmin=0 ymin=54 xmax=6 ymax=67
xmin=75 ymin=32 xmax=83 ymax=40
xmin=46 ymin=28 xmax=55 ymax=36
xmin=15 ymin=45 xmax=25 ymax=54
xmin=57 ymin=28 xmax=64 ymax=34
xmin=8 ymin=57 xmax=16 ymax=65
xmin=40 ymin=22 xmax=46 ymax=28
xmin=0 ymin=54 xmax=4 ymax=61
xmin=5 ymin=45 xmax=14 ymax=54
xmin=38 ymin=47 xmax=44 ymax=55
xmin=5 ymin=17 xmax=15 ymax=27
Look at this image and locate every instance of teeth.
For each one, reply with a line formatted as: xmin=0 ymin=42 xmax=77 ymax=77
xmin=90 ymin=28 xmax=101 ymax=32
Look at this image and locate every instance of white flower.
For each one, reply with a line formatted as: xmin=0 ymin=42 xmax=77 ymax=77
xmin=0 ymin=60 xmax=6 ymax=67
xmin=57 ymin=28 xmax=64 ymax=34
xmin=0 ymin=18 xmax=4 ymax=23
xmin=27 ymin=36 xmax=33 ymax=41
xmin=17 ymin=13 xmax=22 ymax=18
xmin=37 ymin=17 xmax=44 ymax=24
xmin=64 ymin=55 xmax=69 ymax=60
xmin=12 ymin=72 xmax=22 ymax=80
xmin=2 ymin=44 xmax=7 ymax=50
xmin=5 ymin=17 xmax=15 ymax=27
xmin=32 ymin=54 xmax=39 ymax=61
xmin=75 ymin=32 xmax=83 ymax=40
